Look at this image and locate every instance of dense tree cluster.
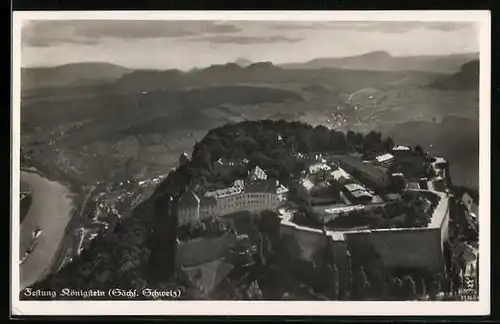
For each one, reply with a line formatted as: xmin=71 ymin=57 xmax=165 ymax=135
xmin=278 ymin=238 xmax=448 ymax=301
xmin=186 ymin=120 xmax=393 ymax=186
xmin=326 ymin=259 xmax=455 ymax=301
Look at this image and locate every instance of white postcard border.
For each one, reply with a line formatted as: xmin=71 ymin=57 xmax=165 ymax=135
xmin=11 ymin=10 xmax=491 ymax=316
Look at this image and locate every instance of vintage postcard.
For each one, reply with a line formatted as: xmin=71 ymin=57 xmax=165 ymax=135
xmin=11 ymin=10 xmax=490 ymax=316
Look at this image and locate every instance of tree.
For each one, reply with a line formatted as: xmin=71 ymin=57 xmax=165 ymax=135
xmin=436 ymin=273 xmax=444 ymax=294
xmin=414 ymin=145 xmax=424 ymax=156
xmin=324 ymin=264 xmax=340 ymax=300
xmin=346 ymin=130 xmax=363 ymax=151
xmin=428 ymin=274 xmax=442 ymax=300
xmin=420 ymin=278 xmax=428 ymax=299
xmin=370 ymin=270 xmax=387 ymax=299
xmin=288 ymin=182 xmax=311 ymax=207
xmin=259 ymin=210 xmax=281 ymax=248
xmin=391 ymin=277 xmax=403 ymax=300
xmin=401 ymin=275 xmax=417 ymax=300
xmin=331 ymin=264 xmax=340 ymax=300
xmin=312 ymin=125 xmax=331 ymax=151
xmin=339 ymin=251 xmax=353 ymax=300
xmin=297 ymin=131 xmax=312 ymax=153
xmin=452 ymin=271 xmax=462 ymax=296
xmin=246 ymin=281 xmax=263 ymax=300
xmin=383 ymin=137 xmax=395 ymax=152
xmin=353 ymin=266 xmax=370 ymax=300
xmin=330 ymin=130 xmax=347 ymax=151
xmin=390 ymin=174 xmax=406 ymax=193
xmin=362 ymin=131 xmax=383 ymax=154
xmin=475 ymin=257 xmax=479 ymax=293
xmin=234 ymin=136 xmax=258 ymax=154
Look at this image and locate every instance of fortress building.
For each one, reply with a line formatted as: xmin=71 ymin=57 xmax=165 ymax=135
xmin=177 ymin=166 xmax=289 ymax=225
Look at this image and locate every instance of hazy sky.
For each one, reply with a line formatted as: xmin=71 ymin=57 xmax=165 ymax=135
xmin=21 ymin=20 xmax=479 ymax=70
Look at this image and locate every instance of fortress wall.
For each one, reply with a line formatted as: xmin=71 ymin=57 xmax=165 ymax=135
xmin=344 ymin=228 xmax=444 ymax=273
xmin=280 ymin=221 xmax=448 ymax=277
xmin=280 ymin=222 xmax=328 ymax=264
xmin=176 ymin=231 xmax=237 ymax=267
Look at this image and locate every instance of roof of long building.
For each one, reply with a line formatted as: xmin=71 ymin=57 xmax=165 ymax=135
xmin=345 ymin=183 xmax=367 ymax=193
xmin=392 ymin=145 xmax=411 ymax=151
xmin=376 ymin=153 xmax=394 ymax=163
xmin=350 ymin=189 xmax=373 ymax=199
xmin=339 ymin=156 xmax=389 ymax=181
xmin=205 ymin=185 xmax=244 ymax=199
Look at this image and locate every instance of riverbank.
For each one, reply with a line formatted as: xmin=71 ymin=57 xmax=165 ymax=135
xmin=19 ymin=164 xmax=86 ymax=290
xmin=20 ymin=194 xmax=32 ymax=224
xmin=21 ymin=157 xmax=85 ymax=199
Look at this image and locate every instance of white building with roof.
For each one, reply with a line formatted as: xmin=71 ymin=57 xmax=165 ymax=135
xmin=315 ymin=204 xmax=366 ymax=224
xmin=344 ymin=182 xmax=373 ymax=203
xmin=300 ymin=179 xmax=314 ymax=192
xmin=392 ymin=145 xmax=411 ymax=152
xmin=308 ymin=162 xmax=332 ymax=175
xmin=330 ymin=167 xmax=352 ymax=185
xmin=178 ymin=166 xmax=288 ymax=225
xmin=375 ymin=153 xmax=395 ymax=166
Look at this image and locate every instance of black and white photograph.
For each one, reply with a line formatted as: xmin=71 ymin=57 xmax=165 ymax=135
xmin=11 ymin=11 xmax=490 ymax=316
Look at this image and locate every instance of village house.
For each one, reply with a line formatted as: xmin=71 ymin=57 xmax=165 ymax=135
xmin=330 ymin=166 xmax=352 ymax=186
xmin=375 ymin=153 xmax=395 ymax=167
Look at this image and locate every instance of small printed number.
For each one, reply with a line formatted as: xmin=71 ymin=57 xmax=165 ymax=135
xmin=460 ymin=293 xmax=478 ymax=301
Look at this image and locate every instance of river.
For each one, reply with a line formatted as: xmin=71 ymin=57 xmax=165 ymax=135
xmin=19 ymin=171 xmax=75 ymax=290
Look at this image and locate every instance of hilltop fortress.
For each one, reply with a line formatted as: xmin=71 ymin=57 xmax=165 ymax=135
xmin=176 ymin=143 xmax=453 ymax=283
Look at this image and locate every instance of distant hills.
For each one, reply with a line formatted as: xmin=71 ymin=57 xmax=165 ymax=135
xmin=279 ymin=51 xmax=479 ymax=74
xmin=20 ymin=51 xmax=479 ymax=92
xmin=111 ymin=62 xmax=444 ymax=94
xmin=428 ymin=60 xmax=479 ymax=90
xmin=233 ymin=57 xmax=253 ymax=67
xmin=21 ymin=62 xmax=133 ymax=90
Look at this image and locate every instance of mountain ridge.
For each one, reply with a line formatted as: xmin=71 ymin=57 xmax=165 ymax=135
xmin=21 ymin=51 xmax=479 ymax=92
xmin=279 ymin=51 xmax=479 ymax=73
xmin=21 ymin=62 xmax=133 ymax=90
xmin=428 ymin=60 xmax=479 ymax=90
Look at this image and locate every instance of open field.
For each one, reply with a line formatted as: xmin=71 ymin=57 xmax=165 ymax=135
xmin=20 ymin=62 xmax=479 ymax=195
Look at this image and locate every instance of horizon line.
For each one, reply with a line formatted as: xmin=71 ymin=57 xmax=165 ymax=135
xmin=20 ymin=50 xmax=480 ymax=71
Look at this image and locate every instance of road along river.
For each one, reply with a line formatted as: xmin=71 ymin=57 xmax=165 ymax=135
xmin=19 ymin=171 xmax=75 ymax=290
